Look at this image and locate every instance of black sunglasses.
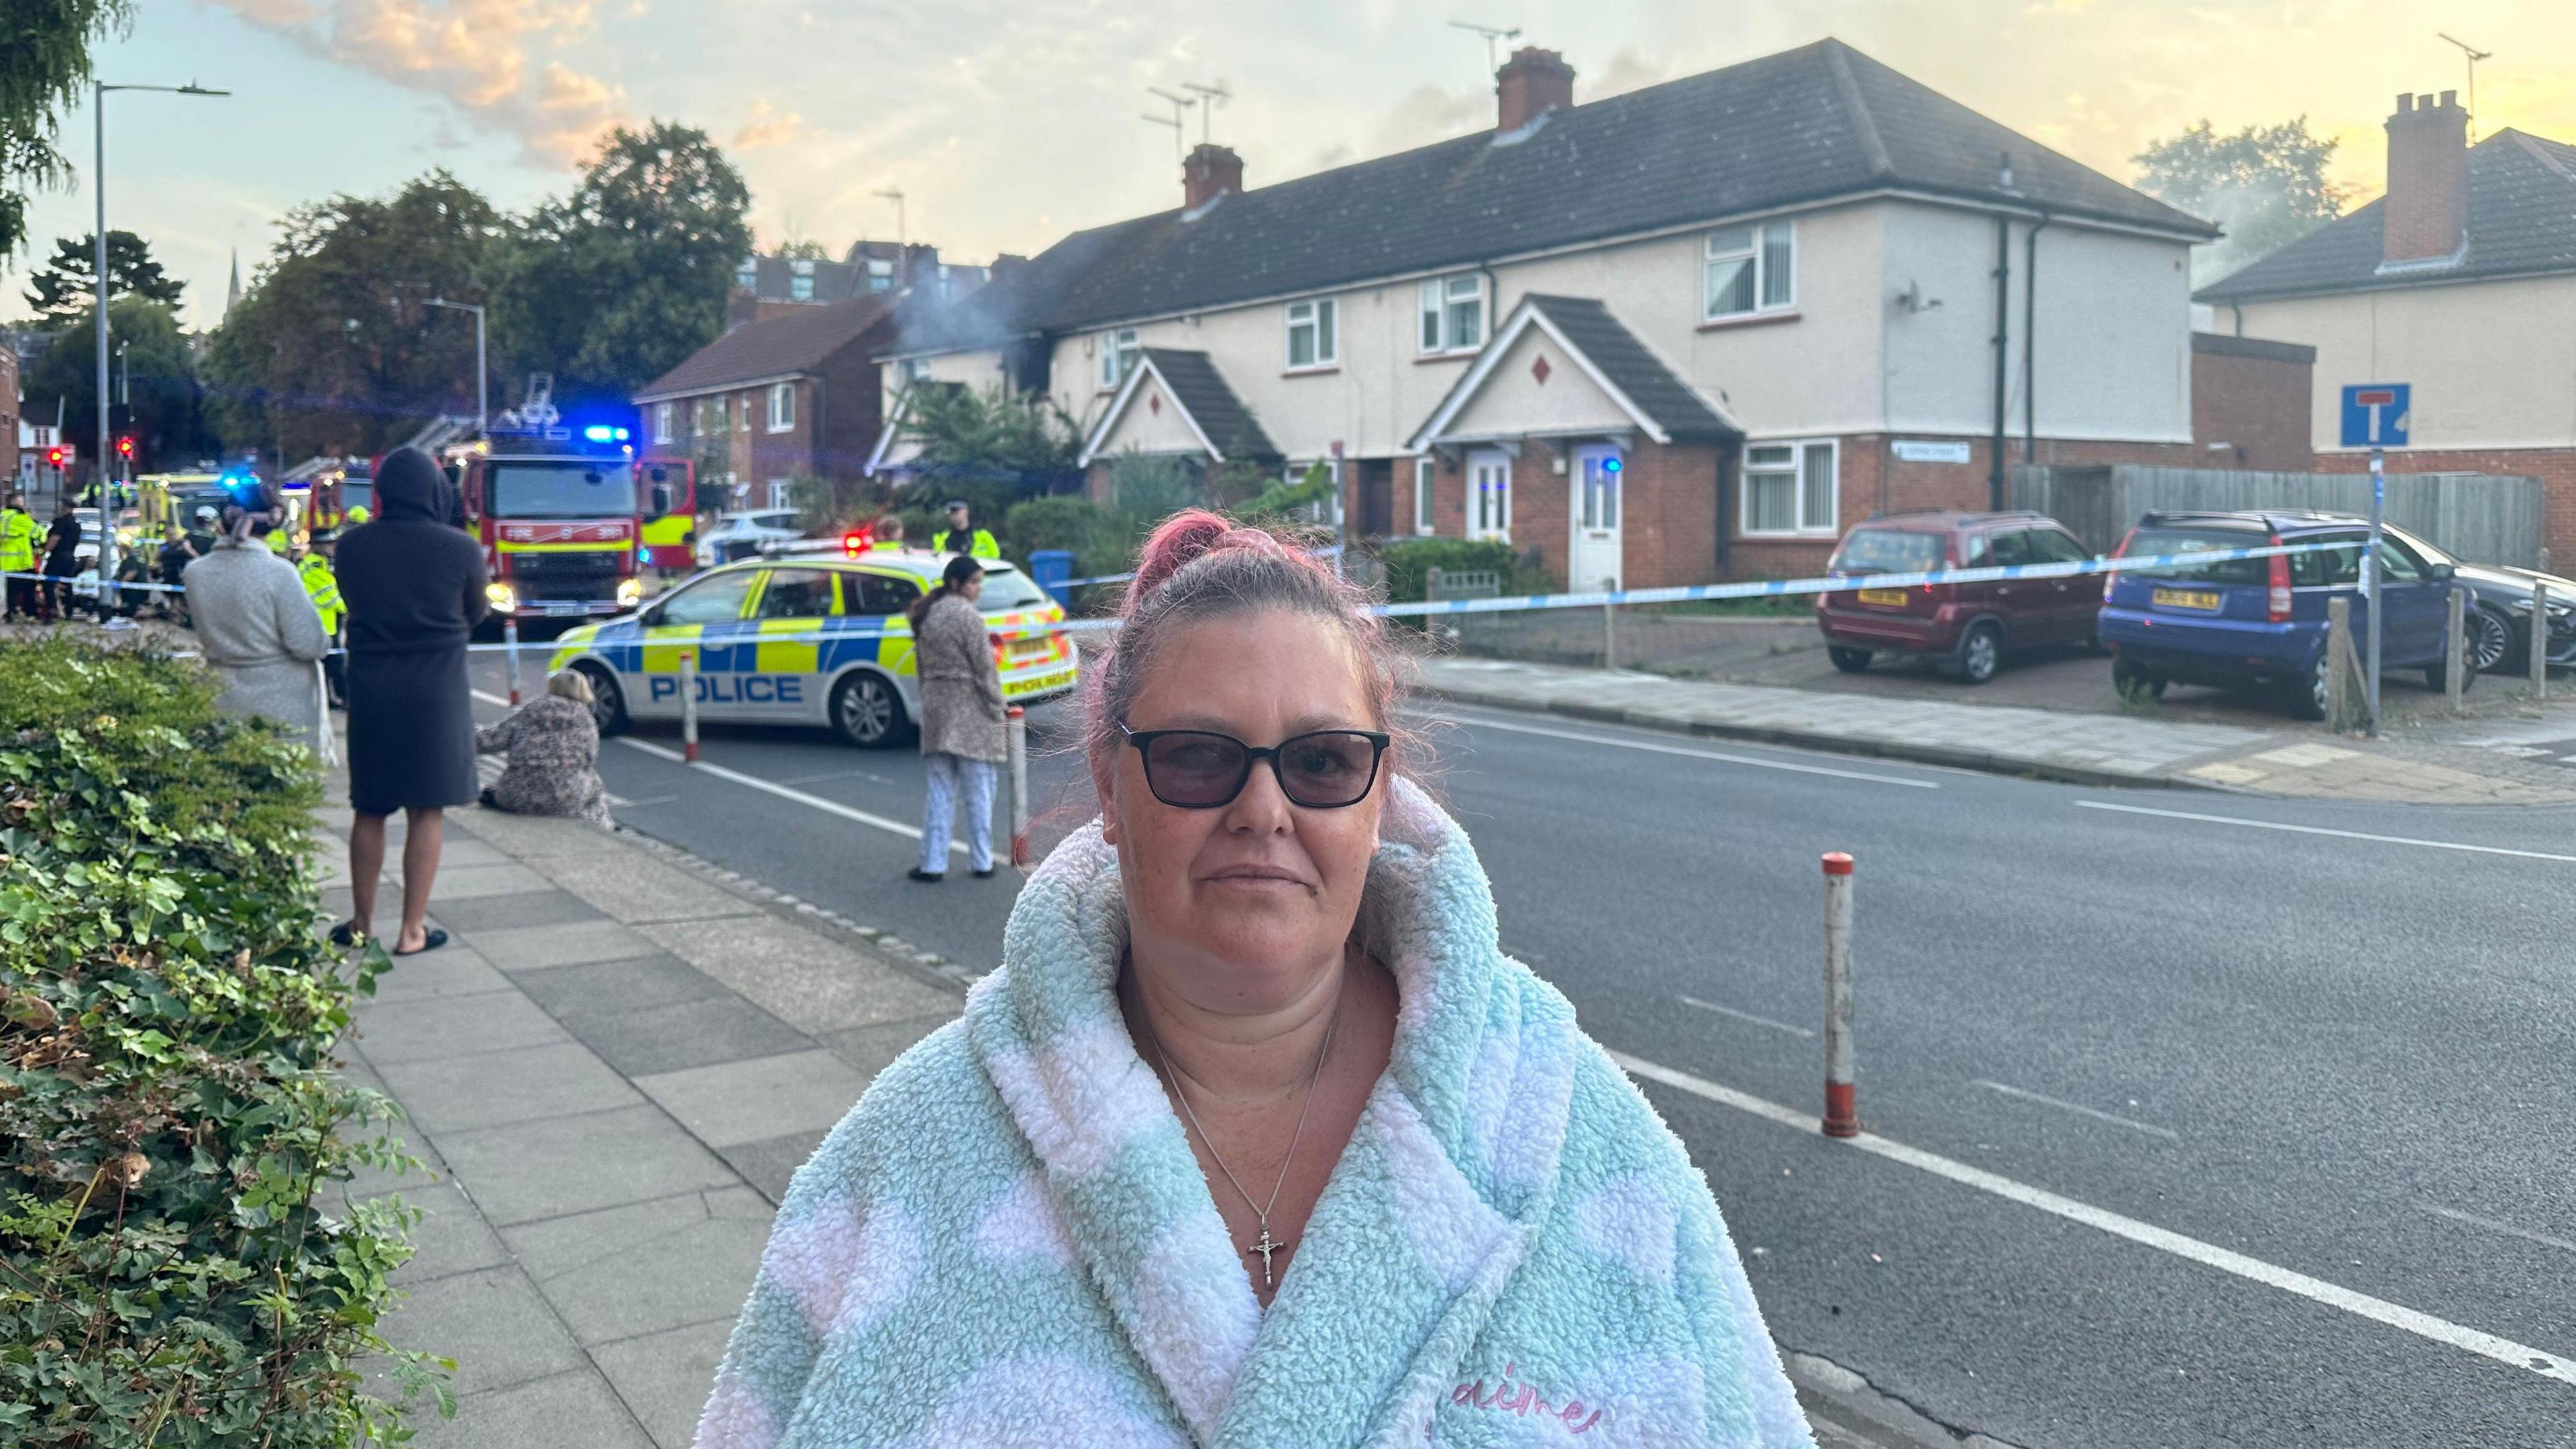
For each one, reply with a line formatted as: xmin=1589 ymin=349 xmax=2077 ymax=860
xmin=1118 ymin=724 xmax=1391 ymax=810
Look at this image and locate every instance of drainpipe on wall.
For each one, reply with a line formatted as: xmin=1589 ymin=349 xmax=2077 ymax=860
xmin=1989 ymin=211 xmax=2011 ymax=512
xmin=2023 ymin=213 xmax=2050 ymax=474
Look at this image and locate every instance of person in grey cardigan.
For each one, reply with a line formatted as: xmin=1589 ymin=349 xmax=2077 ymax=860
xmin=907 ymin=555 xmax=1007 ymax=881
xmin=182 ymin=486 xmax=331 ymax=761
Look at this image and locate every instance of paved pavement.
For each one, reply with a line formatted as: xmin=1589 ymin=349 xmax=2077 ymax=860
xmin=319 ymin=802 xmax=961 ymax=1448
xmin=1415 ymin=655 xmax=2576 ymax=804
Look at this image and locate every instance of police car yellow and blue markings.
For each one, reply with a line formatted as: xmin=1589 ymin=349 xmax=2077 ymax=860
xmin=548 ymin=561 xmax=1075 ymax=709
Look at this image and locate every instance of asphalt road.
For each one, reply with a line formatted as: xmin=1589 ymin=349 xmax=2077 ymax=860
xmin=466 ymin=656 xmax=2576 ymax=1448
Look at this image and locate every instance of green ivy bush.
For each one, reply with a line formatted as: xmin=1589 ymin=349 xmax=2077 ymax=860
xmin=0 ymin=641 xmax=448 ymax=1446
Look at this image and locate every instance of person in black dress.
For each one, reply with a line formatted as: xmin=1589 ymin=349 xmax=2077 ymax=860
xmin=40 ymin=503 xmax=82 ymax=621
xmin=330 ymin=446 xmax=488 ymax=955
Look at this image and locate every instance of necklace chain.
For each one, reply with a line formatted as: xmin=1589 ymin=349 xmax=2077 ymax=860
xmin=1140 ymin=983 xmax=1342 ymax=1288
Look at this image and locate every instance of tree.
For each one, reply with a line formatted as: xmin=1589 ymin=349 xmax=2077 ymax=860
xmin=490 ymin=121 xmax=753 ymax=412
xmin=0 ymin=1 xmax=133 ymax=261
xmin=201 ymin=170 xmax=502 ymax=460
xmin=22 ymin=229 xmax=184 ymax=319
xmin=2134 ymin=118 xmax=2354 ymax=282
xmin=19 ymin=295 xmax=218 ymax=470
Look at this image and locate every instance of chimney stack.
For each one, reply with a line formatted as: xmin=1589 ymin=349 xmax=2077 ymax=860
xmin=1495 ymin=46 xmax=1574 ymax=133
xmin=2382 ymin=90 xmax=2469 ymax=266
xmin=1183 ymin=143 xmax=1244 ymax=211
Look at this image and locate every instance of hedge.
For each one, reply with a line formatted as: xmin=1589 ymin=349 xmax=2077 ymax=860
xmin=1373 ymin=539 xmax=1534 ymax=605
xmin=0 ymin=641 xmax=447 ymax=1446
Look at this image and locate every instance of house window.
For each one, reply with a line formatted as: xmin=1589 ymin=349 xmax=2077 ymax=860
xmin=790 ymin=272 xmax=815 ymax=302
xmin=1286 ymin=298 xmax=1338 ymax=370
xmin=900 ymin=358 xmax=930 ymax=384
xmin=766 ymin=478 xmax=793 ymax=511
xmin=867 ymin=258 xmax=894 ymax=293
xmin=767 ymin=382 xmax=795 ymax=432
xmin=1098 ymin=328 xmax=1140 ymax=390
xmin=733 ymin=395 xmax=748 ymax=433
xmin=1741 ymin=439 xmax=1837 ymax=535
xmin=1417 ymin=274 xmax=1485 ymax=354
xmin=651 ymin=402 xmax=674 ymax=445
xmin=1412 ymin=457 xmax=1436 ymax=535
xmin=735 ymin=260 xmax=757 ymax=291
xmin=1705 ymin=221 xmax=1795 ymax=319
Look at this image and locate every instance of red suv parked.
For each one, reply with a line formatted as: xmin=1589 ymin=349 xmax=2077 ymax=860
xmin=1814 ymin=510 xmax=2102 ymax=684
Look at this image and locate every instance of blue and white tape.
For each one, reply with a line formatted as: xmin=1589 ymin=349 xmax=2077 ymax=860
xmin=8 ymin=541 xmax=2338 ymax=653
xmin=1373 ymin=540 xmax=2338 ymax=619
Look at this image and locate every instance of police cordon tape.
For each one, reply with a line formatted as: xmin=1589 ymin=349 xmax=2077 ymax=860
xmin=8 ymin=539 xmax=2345 ymax=651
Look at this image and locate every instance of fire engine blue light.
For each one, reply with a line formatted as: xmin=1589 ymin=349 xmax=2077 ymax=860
xmin=582 ymin=424 xmax=629 ymax=443
xmin=1603 ymin=456 xmax=1622 ymax=473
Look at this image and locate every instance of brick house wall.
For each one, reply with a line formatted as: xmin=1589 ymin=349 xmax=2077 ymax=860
xmin=2190 ymin=333 xmax=2314 ymax=471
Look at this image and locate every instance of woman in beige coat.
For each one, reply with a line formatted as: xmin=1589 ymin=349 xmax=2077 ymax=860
xmin=908 ymin=555 xmax=1007 ymax=881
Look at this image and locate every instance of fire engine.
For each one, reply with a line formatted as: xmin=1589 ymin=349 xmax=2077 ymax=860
xmin=453 ymin=425 xmax=673 ymax=620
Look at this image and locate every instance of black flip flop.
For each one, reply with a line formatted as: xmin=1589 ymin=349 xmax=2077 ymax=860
xmin=391 ymin=928 xmax=449 ymax=957
xmin=327 ymin=921 xmax=368 ymax=948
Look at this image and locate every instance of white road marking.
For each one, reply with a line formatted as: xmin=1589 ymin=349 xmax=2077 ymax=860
xmin=1607 ymin=1050 xmax=2576 ymax=1387
xmin=614 ymin=737 xmax=967 ymax=856
xmin=2421 ymin=1204 xmax=2576 ymax=1256
xmin=472 ymin=688 xmax=510 ymax=707
xmin=1678 ymin=995 xmax=1815 ymax=1038
xmin=1973 ymin=1079 xmax=2180 ymax=1142
xmin=2076 ymin=800 xmax=2576 ymax=864
xmin=1426 ymin=709 xmax=1941 ymax=789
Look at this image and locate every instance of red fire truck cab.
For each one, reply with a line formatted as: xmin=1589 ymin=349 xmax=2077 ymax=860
xmin=455 ymin=431 xmax=674 ymax=619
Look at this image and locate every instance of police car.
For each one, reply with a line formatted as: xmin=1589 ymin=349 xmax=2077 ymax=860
xmin=547 ymin=547 xmax=1079 ymax=747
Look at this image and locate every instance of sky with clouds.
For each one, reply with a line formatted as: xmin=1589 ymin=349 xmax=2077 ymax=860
xmin=11 ymin=0 xmax=2574 ymax=331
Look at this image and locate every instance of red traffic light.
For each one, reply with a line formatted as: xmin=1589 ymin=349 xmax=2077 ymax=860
xmin=116 ymin=437 xmax=135 ymax=458
xmin=44 ymin=446 xmax=68 ymax=468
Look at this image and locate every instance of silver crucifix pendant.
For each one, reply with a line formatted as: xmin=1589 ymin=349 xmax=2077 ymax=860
xmin=1248 ymin=1225 xmax=1283 ymax=1287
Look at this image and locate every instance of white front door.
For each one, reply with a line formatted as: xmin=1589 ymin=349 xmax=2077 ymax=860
xmin=1570 ymin=445 xmax=1623 ymax=592
xmin=1466 ymin=449 xmax=1512 ymax=543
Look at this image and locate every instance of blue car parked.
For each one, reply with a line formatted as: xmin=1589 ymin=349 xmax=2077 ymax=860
xmin=2097 ymin=510 xmax=2467 ymax=720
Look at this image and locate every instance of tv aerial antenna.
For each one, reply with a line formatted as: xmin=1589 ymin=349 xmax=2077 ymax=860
xmin=2437 ymin=33 xmax=2491 ymax=139
xmin=1448 ymin=19 xmax=1521 ymax=74
xmin=1141 ymin=87 xmax=1197 ymax=160
xmin=1181 ymin=80 xmax=1232 ymax=146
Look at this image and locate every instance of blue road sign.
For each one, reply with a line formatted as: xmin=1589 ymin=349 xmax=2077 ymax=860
xmin=2341 ymin=383 xmax=2410 ymax=448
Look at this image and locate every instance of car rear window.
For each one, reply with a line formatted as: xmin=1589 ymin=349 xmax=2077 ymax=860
xmin=1831 ymin=528 xmax=1945 ymax=574
xmin=2124 ymin=526 xmax=2270 ymax=586
xmin=974 ymin=567 xmax=1050 ymax=611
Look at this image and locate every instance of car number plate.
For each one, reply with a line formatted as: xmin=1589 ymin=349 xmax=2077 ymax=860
xmin=1856 ymin=588 xmax=1909 ymax=606
xmin=1008 ymin=637 xmax=1053 ymax=658
xmin=2152 ymin=588 xmax=2222 ymax=610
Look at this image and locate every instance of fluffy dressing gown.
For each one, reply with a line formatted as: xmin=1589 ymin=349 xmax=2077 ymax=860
xmin=694 ymin=781 xmax=1813 ymax=1448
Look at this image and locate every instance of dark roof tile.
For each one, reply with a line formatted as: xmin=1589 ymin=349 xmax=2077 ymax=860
xmin=1522 ymin=296 xmax=1738 ymax=441
xmin=895 ymin=39 xmax=2209 ymax=354
xmin=637 ymin=293 xmax=900 ymax=400
xmin=2197 ymin=129 xmax=2576 ymax=302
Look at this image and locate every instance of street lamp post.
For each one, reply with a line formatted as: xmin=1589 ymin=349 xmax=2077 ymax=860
xmin=95 ymin=79 xmax=226 ymax=613
xmin=425 ymin=298 xmax=487 ymax=433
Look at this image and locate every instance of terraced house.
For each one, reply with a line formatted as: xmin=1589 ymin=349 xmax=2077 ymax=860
xmin=876 ymin=39 xmax=2261 ymax=589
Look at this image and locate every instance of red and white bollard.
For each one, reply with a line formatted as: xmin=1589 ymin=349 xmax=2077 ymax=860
xmin=1821 ymin=851 xmax=1860 ymax=1138
xmin=504 ymin=616 xmax=523 ymax=705
xmin=680 ymin=652 xmax=701 ymax=763
xmin=1006 ymin=704 xmax=1030 ymax=870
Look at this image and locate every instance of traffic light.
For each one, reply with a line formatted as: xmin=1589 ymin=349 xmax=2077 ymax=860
xmin=116 ymin=437 xmax=136 ymax=460
xmin=44 ymin=446 xmax=69 ymax=470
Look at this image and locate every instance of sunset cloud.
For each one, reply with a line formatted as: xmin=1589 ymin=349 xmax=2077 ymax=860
xmin=733 ymin=99 xmax=805 ymax=152
xmin=205 ymin=0 xmax=625 ymax=166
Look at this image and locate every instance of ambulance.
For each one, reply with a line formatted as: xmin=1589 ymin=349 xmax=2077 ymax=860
xmin=547 ymin=546 xmax=1080 ymax=747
